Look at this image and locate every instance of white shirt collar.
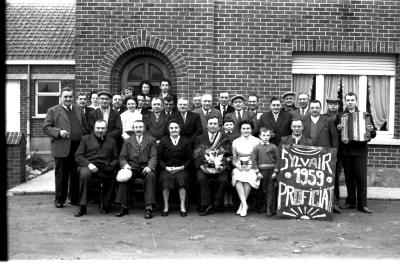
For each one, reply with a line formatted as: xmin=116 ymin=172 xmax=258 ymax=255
xmin=311 ymin=115 xmax=320 ymax=124
xmin=62 ymin=104 xmax=72 ymax=110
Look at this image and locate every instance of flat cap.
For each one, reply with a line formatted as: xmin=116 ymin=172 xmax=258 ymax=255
xmin=231 ymin=94 xmax=246 ymax=103
xmin=282 ymin=92 xmax=296 ymax=99
xmin=326 ymin=98 xmax=341 ymax=103
xmin=97 ymin=91 xmax=112 ymax=98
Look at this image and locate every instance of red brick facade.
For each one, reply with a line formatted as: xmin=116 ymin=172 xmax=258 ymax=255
xmin=7 ymin=0 xmax=400 ymax=170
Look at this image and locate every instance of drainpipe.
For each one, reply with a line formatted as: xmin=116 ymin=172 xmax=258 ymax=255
xmin=26 ymin=64 xmax=31 ymax=154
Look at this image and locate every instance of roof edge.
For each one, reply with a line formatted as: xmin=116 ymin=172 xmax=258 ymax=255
xmin=6 ymin=60 xmax=75 ymax=65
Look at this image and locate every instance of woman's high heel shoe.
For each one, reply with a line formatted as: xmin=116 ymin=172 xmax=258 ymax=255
xmin=240 ymin=205 xmax=248 ymax=217
xmin=236 ymin=203 xmax=243 ymax=215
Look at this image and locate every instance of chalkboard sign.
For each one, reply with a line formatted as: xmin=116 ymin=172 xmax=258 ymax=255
xmin=277 ymin=144 xmax=337 ymax=221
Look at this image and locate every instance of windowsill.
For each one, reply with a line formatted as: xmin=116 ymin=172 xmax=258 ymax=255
xmin=369 ymin=138 xmax=400 ymax=146
xmin=31 ymin=115 xmax=46 ymax=119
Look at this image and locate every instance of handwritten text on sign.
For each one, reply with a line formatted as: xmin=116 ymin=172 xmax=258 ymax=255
xmin=277 ymin=145 xmax=337 ymax=221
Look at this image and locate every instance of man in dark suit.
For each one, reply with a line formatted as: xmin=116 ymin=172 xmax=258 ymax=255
xmin=173 ymin=97 xmax=203 ymax=144
xmin=158 ymin=79 xmax=175 ymax=101
xmin=76 ymin=92 xmax=93 ymax=132
xmin=194 ymin=115 xmax=230 ymax=215
xmin=43 ymin=87 xmax=87 ymax=208
xmin=143 ymin=97 xmax=170 ymax=142
xmin=162 ymin=95 xmax=176 ymax=117
xmin=112 ymin=94 xmax=127 ymax=114
xmin=193 ymin=94 xmax=223 ymax=134
xmin=303 ymin=100 xmax=341 ymax=214
xmin=214 ymin=91 xmax=234 ymax=119
xmin=88 ymin=91 xmax=123 ymax=151
xmin=337 ymin=92 xmax=376 ymax=214
xmin=224 ymin=95 xmax=258 ymax=136
xmin=279 ymin=119 xmax=313 ymax=147
xmin=115 ymin=120 xmax=158 ymax=219
xmin=247 ymin=94 xmax=263 ymax=120
xmin=74 ymin=120 xmax=119 ymax=216
xmin=290 ymin=92 xmax=310 ymax=121
xmin=258 ymin=97 xmax=293 ymax=146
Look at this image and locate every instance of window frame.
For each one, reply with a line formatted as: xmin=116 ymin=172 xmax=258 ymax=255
xmin=35 ymin=80 xmax=61 ymax=118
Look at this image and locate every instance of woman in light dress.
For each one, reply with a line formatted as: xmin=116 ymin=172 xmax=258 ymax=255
xmin=231 ymin=120 xmax=261 ymax=217
xmin=120 ymin=96 xmax=143 ymax=140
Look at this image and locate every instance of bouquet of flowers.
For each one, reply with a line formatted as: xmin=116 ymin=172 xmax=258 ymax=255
xmin=193 ymin=137 xmax=231 ymax=174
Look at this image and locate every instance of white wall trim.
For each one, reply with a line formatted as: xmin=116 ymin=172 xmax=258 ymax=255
xmin=6 ymin=74 xmax=27 ymax=79
xmin=32 ymin=74 xmax=75 ymax=80
xmin=6 ymin=60 xmax=75 ymax=65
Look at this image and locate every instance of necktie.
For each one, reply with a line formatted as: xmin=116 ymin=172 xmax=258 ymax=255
xmin=237 ymin=111 xmax=242 ymax=120
xmin=210 ymin=133 xmax=215 ymax=143
xmin=67 ymin=106 xmax=72 ymax=111
xmin=155 ymin=113 xmax=159 ymax=122
xmin=137 ymin=136 xmax=142 ymax=144
xmin=182 ymin=113 xmax=186 ymax=123
xmin=301 ymin=109 xmax=305 ymax=116
xmin=222 ymin=105 xmax=226 ymax=115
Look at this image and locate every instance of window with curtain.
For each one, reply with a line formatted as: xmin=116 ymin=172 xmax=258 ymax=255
xmin=292 ymin=73 xmax=393 ymax=135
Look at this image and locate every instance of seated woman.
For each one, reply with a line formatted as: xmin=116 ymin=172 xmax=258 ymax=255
xmin=157 ymin=119 xmax=192 ymax=217
xmin=120 ymin=96 xmax=142 ymax=140
xmin=231 ymin=120 xmax=261 ymax=217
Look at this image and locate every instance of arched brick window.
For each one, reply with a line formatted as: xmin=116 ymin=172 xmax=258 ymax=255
xmin=121 ymin=56 xmax=170 ymax=96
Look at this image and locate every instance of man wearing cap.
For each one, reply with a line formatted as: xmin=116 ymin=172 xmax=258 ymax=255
xmin=193 ymin=93 xmax=223 ymax=135
xmin=224 ymin=95 xmax=258 ymax=135
xmin=74 ymin=119 xmax=119 ymax=216
xmin=282 ymin=92 xmax=298 ymax=112
xmin=247 ymin=94 xmax=263 ymax=120
xmin=215 ymin=91 xmax=234 ymax=119
xmin=324 ymin=97 xmax=343 ymax=209
xmin=258 ymin=97 xmax=293 ymax=146
xmin=88 ymin=91 xmax=123 ymax=152
xmin=43 ymin=87 xmax=88 ymax=208
xmin=290 ymin=93 xmax=311 ymax=121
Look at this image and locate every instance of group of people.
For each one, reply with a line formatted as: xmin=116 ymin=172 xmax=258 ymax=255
xmin=43 ymin=78 xmax=376 ymax=220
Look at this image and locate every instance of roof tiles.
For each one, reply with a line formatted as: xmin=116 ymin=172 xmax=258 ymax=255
xmin=6 ymin=1 xmax=75 ymax=60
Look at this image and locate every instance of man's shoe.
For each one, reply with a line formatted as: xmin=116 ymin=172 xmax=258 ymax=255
xmin=116 ymin=207 xmax=129 ymax=217
xmin=145 ymin=209 xmax=153 ymax=219
xmin=333 ymin=204 xmax=342 ymax=214
xmin=199 ymin=205 xmax=213 ymax=216
xmin=161 ymin=211 xmax=169 ymax=217
xmin=55 ymin=202 xmax=64 ymax=208
xmin=74 ymin=205 xmax=87 ymax=217
xmin=359 ymin=207 xmax=372 ymax=214
xmin=340 ymin=203 xmax=356 ymax=209
xmin=180 ymin=211 xmax=187 ymax=217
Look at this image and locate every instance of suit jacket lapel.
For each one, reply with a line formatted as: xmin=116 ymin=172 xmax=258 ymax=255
xmin=58 ymin=105 xmax=70 ymax=124
xmin=89 ymin=134 xmax=100 ymax=149
xmin=73 ymin=105 xmax=83 ymax=126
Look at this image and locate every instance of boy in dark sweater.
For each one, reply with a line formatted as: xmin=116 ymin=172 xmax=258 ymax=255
xmin=252 ymin=127 xmax=280 ymax=216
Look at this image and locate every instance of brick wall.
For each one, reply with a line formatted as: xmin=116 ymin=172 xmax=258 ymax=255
xmin=368 ymin=145 xmax=400 ymax=169
xmin=6 ymin=134 xmax=26 ymax=190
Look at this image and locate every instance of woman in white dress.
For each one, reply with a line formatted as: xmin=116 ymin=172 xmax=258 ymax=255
xmin=120 ymin=96 xmax=143 ymax=140
xmin=231 ymin=120 xmax=261 ymax=217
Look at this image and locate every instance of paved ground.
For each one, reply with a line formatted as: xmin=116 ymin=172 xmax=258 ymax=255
xmin=7 ymin=194 xmax=400 ymax=260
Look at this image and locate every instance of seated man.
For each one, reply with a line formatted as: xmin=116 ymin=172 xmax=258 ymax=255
xmin=279 ymin=119 xmax=313 ymax=147
xmin=194 ymin=115 xmax=230 ymax=216
xmin=115 ymin=120 xmax=158 ymax=219
xmin=74 ymin=119 xmax=119 ymax=217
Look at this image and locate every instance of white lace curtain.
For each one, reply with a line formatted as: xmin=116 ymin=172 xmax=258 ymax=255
xmin=292 ymin=75 xmax=314 ymax=98
xmin=368 ymin=76 xmax=390 ymax=130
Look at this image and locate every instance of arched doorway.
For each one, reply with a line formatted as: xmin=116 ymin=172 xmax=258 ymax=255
xmin=121 ymin=56 xmax=171 ymax=96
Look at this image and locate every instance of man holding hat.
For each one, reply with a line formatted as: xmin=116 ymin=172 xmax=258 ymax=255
xmin=88 ymin=90 xmax=123 ymax=151
xmin=282 ymin=92 xmax=298 ymax=112
xmin=225 ymin=94 xmax=258 ymax=135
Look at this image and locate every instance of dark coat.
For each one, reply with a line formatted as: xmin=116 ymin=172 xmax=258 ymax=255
xmin=119 ymin=134 xmax=158 ymax=171
xmin=194 ymin=132 xmax=230 ymax=169
xmin=171 ymin=111 xmax=203 ymax=144
xmin=290 ymin=107 xmax=311 ymax=121
xmin=88 ymin=108 xmax=122 ymax=140
xmin=214 ymin=104 xmax=235 ymax=118
xmin=224 ymin=110 xmax=258 ymax=136
xmin=258 ymin=110 xmax=293 ymax=146
xmin=43 ymin=104 xmax=87 ymax=157
xmin=143 ymin=111 xmax=170 ymax=140
xmin=74 ymin=134 xmax=119 ymax=177
xmin=303 ymin=114 xmax=339 ymax=148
